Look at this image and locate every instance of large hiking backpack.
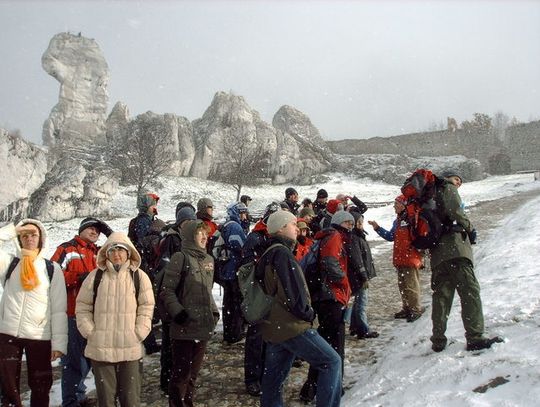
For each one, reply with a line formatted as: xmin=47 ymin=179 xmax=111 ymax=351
xmin=237 ymin=244 xmax=282 ymax=324
xmin=298 ymin=239 xmax=323 ymax=296
xmin=401 ymin=169 xmax=445 ymax=250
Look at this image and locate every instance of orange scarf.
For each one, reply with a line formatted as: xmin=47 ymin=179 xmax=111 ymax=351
xmin=20 ymin=249 xmax=40 ymax=291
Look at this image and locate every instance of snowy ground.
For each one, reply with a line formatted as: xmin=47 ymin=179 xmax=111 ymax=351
xmin=3 ymin=172 xmax=539 ymax=406
xmin=343 ymin=191 xmax=540 ymax=407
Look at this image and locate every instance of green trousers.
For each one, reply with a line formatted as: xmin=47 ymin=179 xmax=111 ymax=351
xmin=92 ymin=359 xmax=142 ymax=407
xmin=430 ymin=258 xmax=484 ymax=346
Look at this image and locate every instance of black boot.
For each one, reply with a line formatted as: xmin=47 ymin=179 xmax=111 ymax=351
xmin=299 ymin=380 xmax=317 ymax=403
xmin=466 ymin=336 xmax=504 ymax=351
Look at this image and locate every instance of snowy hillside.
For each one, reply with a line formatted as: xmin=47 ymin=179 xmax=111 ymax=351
xmin=343 ymin=192 xmax=540 ymax=407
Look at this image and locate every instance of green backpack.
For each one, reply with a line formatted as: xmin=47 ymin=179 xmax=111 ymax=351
xmin=237 ymin=243 xmax=282 ymax=324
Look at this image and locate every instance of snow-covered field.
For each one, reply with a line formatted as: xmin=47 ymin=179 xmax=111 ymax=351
xmin=3 ymin=172 xmax=539 ymax=406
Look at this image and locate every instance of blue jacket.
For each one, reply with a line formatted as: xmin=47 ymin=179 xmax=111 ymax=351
xmin=220 ymin=203 xmax=247 ymax=281
xmin=375 ymin=219 xmax=398 ymax=242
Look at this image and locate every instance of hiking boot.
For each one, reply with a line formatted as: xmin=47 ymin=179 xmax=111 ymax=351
xmin=466 ymin=336 xmax=504 ymax=351
xmin=357 ymin=331 xmax=379 ymax=339
xmin=246 ymin=382 xmax=261 ymax=397
xmin=406 ymin=312 xmax=422 ymax=322
xmin=394 ymin=309 xmax=409 ymax=319
xmin=299 ymin=381 xmax=317 ymax=403
xmin=432 ymin=343 xmax=446 ymax=352
xmin=80 ymin=398 xmax=98 ymax=407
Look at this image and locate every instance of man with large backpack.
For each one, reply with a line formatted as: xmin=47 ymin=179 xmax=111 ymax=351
xmin=430 ymin=170 xmax=503 ymax=352
xmin=258 ymin=211 xmax=341 ymax=407
xmin=239 ymin=202 xmax=280 ymax=397
xmin=0 ymin=219 xmax=67 ymax=407
xmin=51 ymin=217 xmax=112 ymax=407
xmin=219 ymin=202 xmax=249 ymax=344
xmin=299 ymin=210 xmax=354 ymax=403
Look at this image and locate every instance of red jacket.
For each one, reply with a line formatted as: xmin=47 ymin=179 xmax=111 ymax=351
xmin=315 ymin=228 xmax=352 ymax=306
xmin=393 ymin=219 xmax=424 ymax=269
xmin=295 ymin=237 xmax=314 ymax=262
xmin=51 ymin=235 xmax=98 ymax=316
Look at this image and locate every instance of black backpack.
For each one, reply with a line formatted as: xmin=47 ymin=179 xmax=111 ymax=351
xmin=3 ymin=257 xmax=55 ymax=285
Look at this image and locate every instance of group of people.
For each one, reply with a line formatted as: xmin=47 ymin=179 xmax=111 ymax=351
xmin=0 ymin=169 xmax=502 ymax=407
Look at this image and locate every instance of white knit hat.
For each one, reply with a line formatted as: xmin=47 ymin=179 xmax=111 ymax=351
xmin=267 ymin=210 xmax=297 ymax=234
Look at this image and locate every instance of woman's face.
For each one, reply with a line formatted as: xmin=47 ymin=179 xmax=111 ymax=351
xmin=19 ymin=225 xmax=41 ymax=250
xmin=195 ymin=228 xmax=208 ymax=249
xmin=108 ymin=247 xmax=129 ymax=266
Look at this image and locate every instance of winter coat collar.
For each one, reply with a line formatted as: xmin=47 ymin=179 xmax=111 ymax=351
xmin=268 ymin=235 xmax=296 ymax=251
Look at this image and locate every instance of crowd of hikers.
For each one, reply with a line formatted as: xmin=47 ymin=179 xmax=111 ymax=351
xmin=0 ymin=168 xmax=504 ymax=407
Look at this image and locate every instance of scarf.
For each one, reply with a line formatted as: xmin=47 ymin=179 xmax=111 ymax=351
xmin=20 ymin=248 xmax=40 ymax=291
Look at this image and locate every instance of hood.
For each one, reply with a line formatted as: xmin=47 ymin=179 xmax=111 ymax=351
xmin=15 ymin=218 xmax=48 ymax=257
xmin=226 ymin=202 xmax=245 ymax=224
xmin=179 ymin=220 xmax=207 ymax=256
xmin=96 ymin=231 xmax=141 ymax=270
xmin=252 ymin=220 xmax=268 ymax=235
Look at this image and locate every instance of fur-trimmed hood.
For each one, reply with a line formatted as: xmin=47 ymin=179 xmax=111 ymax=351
xmin=96 ymin=232 xmax=141 ymax=270
xmin=15 ymin=218 xmax=48 ymax=257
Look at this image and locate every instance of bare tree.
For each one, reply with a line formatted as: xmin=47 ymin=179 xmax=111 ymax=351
xmin=492 ymin=111 xmax=510 ymax=142
xmin=211 ymin=123 xmax=270 ymax=201
xmin=461 ymin=113 xmax=492 ymax=133
xmin=112 ymin=115 xmax=177 ymax=196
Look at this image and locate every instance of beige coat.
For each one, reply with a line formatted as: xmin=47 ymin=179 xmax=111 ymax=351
xmin=75 ymin=232 xmax=154 ymax=363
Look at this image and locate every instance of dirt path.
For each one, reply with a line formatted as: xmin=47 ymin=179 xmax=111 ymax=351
xmin=22 ymin=188 xmax=540 ymax=406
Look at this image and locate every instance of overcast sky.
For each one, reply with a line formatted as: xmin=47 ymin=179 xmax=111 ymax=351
xmin=1 ymin=0 xmax=539 ymax=145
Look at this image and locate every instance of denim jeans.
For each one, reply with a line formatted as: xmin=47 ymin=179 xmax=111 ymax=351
xmin=61 ymin=316 xmax=91 ymax=406
xmin=261 ymin=329 xmax=341 ymax=407
xmin=350 ymin=288 xmax=369 ymax=336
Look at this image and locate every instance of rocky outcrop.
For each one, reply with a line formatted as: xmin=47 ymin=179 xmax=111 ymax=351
xmin=0 ymin=129 xmax=48 ymax=221
xmin=189 ymin=92 xmax=332 ymax=183
xmin=41 ymin=32 xmax=109 ymax=156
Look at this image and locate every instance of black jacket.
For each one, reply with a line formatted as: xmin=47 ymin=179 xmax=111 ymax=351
xmin=348 ymin=229 xmax=376 ymax=295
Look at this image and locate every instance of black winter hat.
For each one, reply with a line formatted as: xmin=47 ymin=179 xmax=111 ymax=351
xmin=317 ymin=188 xmax=328 ymax=199
xmin=440 ymin=169 xmax=463 ymax=182
xmin=78 ymin=217 xmax=112 ymax=236
xmin=240 ymin=195 xmax=252 ymax=205
xmin=285 ymin=187 xmax=298 ymax=198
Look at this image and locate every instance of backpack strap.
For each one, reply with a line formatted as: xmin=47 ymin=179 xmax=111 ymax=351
xmin=92 ymin=268 xmax=104 ymax=309
xmin=173 ymin=252 xmax=188 ymax=299
xmin=129 ymin=269 xmax=141 ymax=303
xmin=4 ymin=258 xmax=55 ymax=285
xmin=4 ymin=257 xmax=20 ymax=284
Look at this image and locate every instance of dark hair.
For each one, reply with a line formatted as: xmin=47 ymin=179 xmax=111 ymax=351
xmin=301 ymin=198 xmax=313 ymax=207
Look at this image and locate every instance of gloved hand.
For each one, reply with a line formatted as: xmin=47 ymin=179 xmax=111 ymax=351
xmin=468 ymin=229 xmax=477 ymax=245
xmin=174 ymin=310 xmax=189 ymax=325
xmin=98 ymin=221 xmax=113 ymax=237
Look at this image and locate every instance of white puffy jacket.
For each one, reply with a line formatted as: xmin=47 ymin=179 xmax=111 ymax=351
xmin=0 ymin=219 xmax=68 ymax=354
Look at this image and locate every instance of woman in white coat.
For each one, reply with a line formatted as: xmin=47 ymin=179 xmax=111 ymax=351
xmin=0 ymin=219 xmax=68 ymax=407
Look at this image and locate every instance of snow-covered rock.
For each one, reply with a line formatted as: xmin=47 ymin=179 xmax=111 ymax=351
xmin=41 ymin=32 xmax=109 ymax=156
xmin=0 ymin=128 xmax=48 ymax=221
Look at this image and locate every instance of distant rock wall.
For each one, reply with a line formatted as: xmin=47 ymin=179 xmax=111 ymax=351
xmin=328 ymin=129 xmax=504 ymax=171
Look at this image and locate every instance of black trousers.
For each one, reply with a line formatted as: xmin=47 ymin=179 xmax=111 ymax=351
xmin=222 ymin=279 xmax=245 ymax=343
xmin=168 ymin=339 xmax=207 ymax=407
xmin=305 ymin=300 xmax=346 ymax=385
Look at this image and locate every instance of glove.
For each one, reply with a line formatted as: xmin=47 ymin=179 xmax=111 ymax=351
xmin=174 ymin=310 xmax=189 ymax=325
xmin=468 ymin=229 xmax=477 ymax=245
xmin=98 ymin=221 xmax=113 ymax=237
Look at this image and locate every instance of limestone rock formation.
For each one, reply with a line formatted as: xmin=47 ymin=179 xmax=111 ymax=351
xmin=189 ymin=92 xmax=333 ymax=184
xmin=41 ymin=32 xmax=109 ymax=155
xmin=0 ymin=129 xmax=48 ymax=221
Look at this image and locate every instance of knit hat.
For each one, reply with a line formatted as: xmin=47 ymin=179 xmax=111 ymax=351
xmin=107 ymin=243 xmax=130 ymax=256
xmin=395 ymin=195 xmax=408 ymax=205
xmin=267 ymin=211 xmax=297 ymax=234
xmin=240 ymin=195 xmax=252 ymax=205
xmin=197 ymin=198 xmax=213 ymax=212
xmin=137 ymin=193 xmax=159 ymax=213
xmin=176 ymin=206 xmax=196 ymax=226
xmin=285 ymin=187 xmax=298 ymax=198
xmin=299 ymin=207 xmax=316 ymax=218
xmin=317 ymin=189 xmax=328 ymax=199
xmin=263 ymin=202 xmax=281 ymax=222
xmin=79 ymin=217 xmax=101 ymax=235
xmin=440 ymin=169 xmax=463 ymax=182
xmin=330 ymin=210 xmax=355 ymax=226
xmin=326 ymin=199 xmax=343 ymax=215
xmin=350 ymin=211 xmax=364 ymax=223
